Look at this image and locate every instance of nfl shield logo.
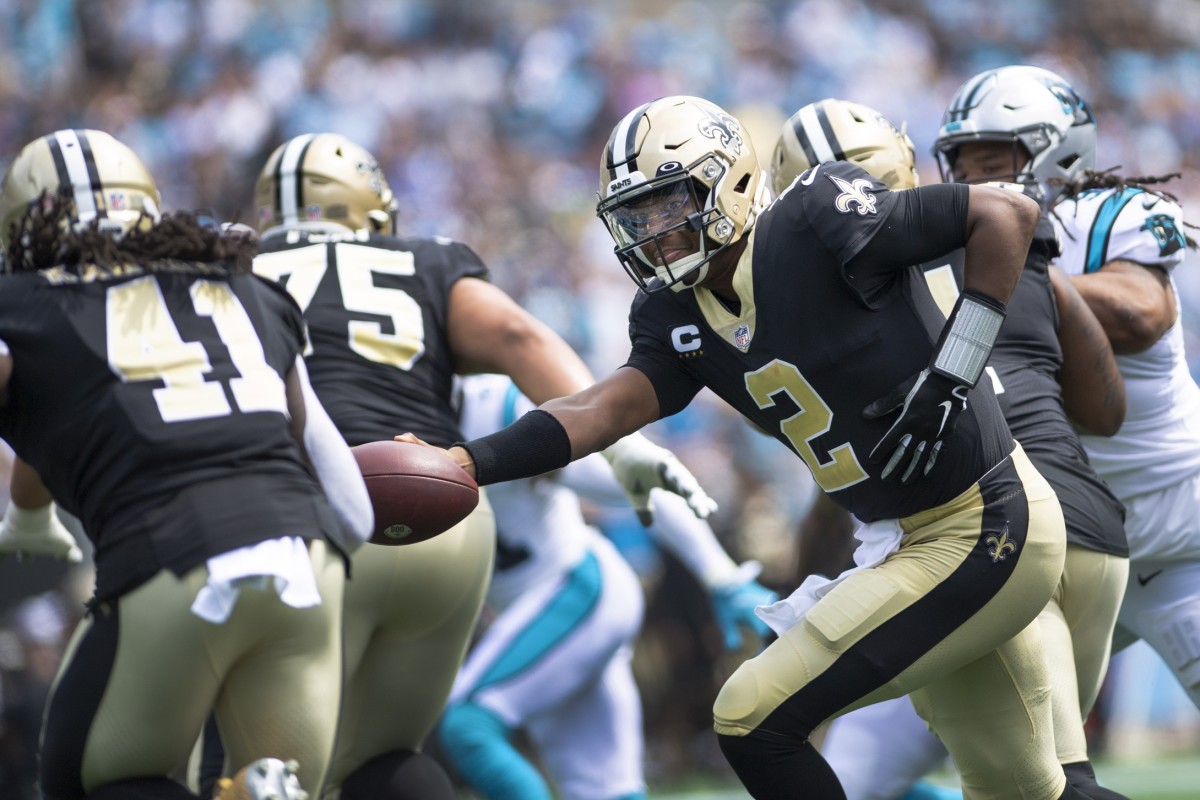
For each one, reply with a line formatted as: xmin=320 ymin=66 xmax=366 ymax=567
xmin=734 ymin=324 xmax=750 ymax=351
xmin=108 ymin=192 xmax=127 ymax=211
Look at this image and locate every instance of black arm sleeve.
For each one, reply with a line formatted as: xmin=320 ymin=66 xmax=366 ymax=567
xmin=845 ymin=183 xmax=970 ymax=286
xmin=457 ymin=409 xmax=573 ymax=486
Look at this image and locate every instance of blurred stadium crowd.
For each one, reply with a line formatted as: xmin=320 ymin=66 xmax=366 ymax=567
xmin=2 ymin=0 xmax=1200 ymax=795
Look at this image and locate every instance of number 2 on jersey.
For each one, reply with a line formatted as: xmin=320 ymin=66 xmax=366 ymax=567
xmin=745 ymin=359 xmax=869 ymax=492
xmin=106 ymin=276 xmax=287 ymax=422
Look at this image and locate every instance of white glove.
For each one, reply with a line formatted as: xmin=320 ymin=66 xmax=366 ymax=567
xmin=601 ymin=432 xmax=718 ymax=526
xmin=0 ymin=502 xmax=84 ymax=563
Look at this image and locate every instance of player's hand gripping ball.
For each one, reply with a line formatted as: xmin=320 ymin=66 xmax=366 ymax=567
xmin=351 ymin=441 xmax=479 ymax=546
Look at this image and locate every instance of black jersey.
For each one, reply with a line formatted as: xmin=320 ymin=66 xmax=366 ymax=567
xmin=625 ymin=162 xmax=1012 ymax=522
xmin=917 ymin=218 xmax=1127 ymax=556
xmin=255 ymin=229 xmax=488 ymax=448
xmin=0 ymin=264 xmax=341 ymax=602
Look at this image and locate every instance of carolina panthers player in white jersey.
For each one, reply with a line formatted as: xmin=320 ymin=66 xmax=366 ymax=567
xmin=439 ymin=374 xmax=777 ymax=800
xmin=935 ymin=64 xmax=1200 ymax=711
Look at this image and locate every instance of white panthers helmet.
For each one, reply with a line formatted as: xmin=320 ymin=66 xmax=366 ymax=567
xmin=933 ymin=65 xmax=1095 ymax=205
xmin=596 ymin=96 xmax=769 ymax=293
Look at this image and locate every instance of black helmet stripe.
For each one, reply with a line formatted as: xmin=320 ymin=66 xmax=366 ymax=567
xmin=794 ymin=102 xmax=838 ymax=165
xmin=948 ymin=70 xmax=993 ymax=122
xmin=814 ymin=103 xmax=846 ymax=162
xmin=606 ymin=101 xmax=653 ymax=182
xmin=75 ymin=130 xmax=107 ymax=219
xmin=275 ymin=133 xmax=317 ymax=225
xmin=47 ymin=130 xmax=101 ymax=223
xmin=790 ymin=112 xmax=820 ymax=168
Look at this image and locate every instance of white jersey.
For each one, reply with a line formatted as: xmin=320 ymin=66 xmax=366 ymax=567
xmin=457 ymin=375 xmax=741 ymax=610
xmin=1051 ymin=187 xmax=1200 ymax=503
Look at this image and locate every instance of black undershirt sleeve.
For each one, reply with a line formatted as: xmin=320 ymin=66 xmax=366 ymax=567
xmin=845 ymin=183 xmax=969 ymax=289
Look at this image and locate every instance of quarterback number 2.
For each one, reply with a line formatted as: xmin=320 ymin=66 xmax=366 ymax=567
xmin=254 ymin=242 xmax=426 ymax=370
xmin=106 ymin=276 xmax=288 ymax=423
xmin=745 ymin=359 xmax=868 ymax=493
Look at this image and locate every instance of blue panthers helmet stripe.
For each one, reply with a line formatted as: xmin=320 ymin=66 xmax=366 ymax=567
xmin=1085 ymin=188 xmax=1140 ymax=274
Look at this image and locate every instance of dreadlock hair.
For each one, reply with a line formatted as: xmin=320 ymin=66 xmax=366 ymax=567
xmin=3 ymin=187 xmax=258 ymax=275
xmin=1050 ymin=166 xmax=1198 ymax=250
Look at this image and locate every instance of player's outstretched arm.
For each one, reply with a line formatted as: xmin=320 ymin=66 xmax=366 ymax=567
xmin=400 ymin=367 xmax=713 ymax=523
xmin=1048 ymin=264 xmax=1126 ymax=435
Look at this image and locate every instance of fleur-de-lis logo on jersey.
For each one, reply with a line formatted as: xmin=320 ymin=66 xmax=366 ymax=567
xmin=986 ymin=524 xmax=1018 ymax=563
xmin=1141 ymin=213 xmax=1186 ymax=257
xmin=697 ymin=106 xmax=745 ymax=157
xmin=829 ymin=175 xmax=878 ymax=216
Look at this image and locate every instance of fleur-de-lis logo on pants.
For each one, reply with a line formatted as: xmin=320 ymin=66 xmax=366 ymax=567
xmin=986 ymin=524 xmax=1018 ymax=563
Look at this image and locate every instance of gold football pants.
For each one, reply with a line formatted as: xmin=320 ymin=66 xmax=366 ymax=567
xmin=324 ymin=490 xmax=495 ymax=794
xmin=43 ymin=540 xmax=344 ymax=798
xmin=715 ymin=445 xmax=1069 ymax=800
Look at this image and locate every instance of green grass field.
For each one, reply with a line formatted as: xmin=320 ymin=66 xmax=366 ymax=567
xmin=649 ymin=755 xmax=1200 ymax=799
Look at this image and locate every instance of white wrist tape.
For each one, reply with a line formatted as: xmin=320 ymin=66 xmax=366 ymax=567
xmin=930 ymin=291 xmax=1006 ymax=387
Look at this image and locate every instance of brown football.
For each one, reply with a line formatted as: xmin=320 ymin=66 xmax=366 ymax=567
xmin=351 ymin=440 xmax=479 ymax=546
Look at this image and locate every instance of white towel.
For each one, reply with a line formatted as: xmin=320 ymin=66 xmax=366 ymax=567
xmin=756 ymin=517 xmax=904 ymax=637
xmin=190 ymin=536 xmax=322 ymax=624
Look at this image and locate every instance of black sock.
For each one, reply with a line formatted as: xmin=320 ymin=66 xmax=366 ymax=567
xmin=196 ymin=713 xmax=225 ymax=799
xmin=1063 ymin=761 xmax=1131 ymax=800
xmin=340 ymin=749 xmax=457 ymax=800
xmin=718 ymin=732 xmax=846 ymax=800
xmin=85 ymin=778 xmax=198 ymax=799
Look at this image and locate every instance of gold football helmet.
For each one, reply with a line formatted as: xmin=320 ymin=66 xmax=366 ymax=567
xmin=254 ymin=133 xmax=397 ymax=235
xmin=0 ymin=129 xmax=161 ymax=248
xmin=771 ymin=99 xmax=918 ymax=195
xmin=596 ymin=96 xmax=769 ymax=293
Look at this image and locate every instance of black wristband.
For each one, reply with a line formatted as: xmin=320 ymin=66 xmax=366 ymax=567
xmin=457 ymin=409 xmax=573 ymax=486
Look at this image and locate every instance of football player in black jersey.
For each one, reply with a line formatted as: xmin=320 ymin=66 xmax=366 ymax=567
xmin=774 ymin=99 xmax=1131 ymax=800
xmin=0 ymin=130 xmax=374 ymax=800
xmin=398 ymin=94 xmax=1097 ymax=800
xmin=230 ymin=133 xmax=716 ymax=800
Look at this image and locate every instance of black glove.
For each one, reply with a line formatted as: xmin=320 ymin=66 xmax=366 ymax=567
xmin=863 ymin=368 xmax=969 ymax=483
